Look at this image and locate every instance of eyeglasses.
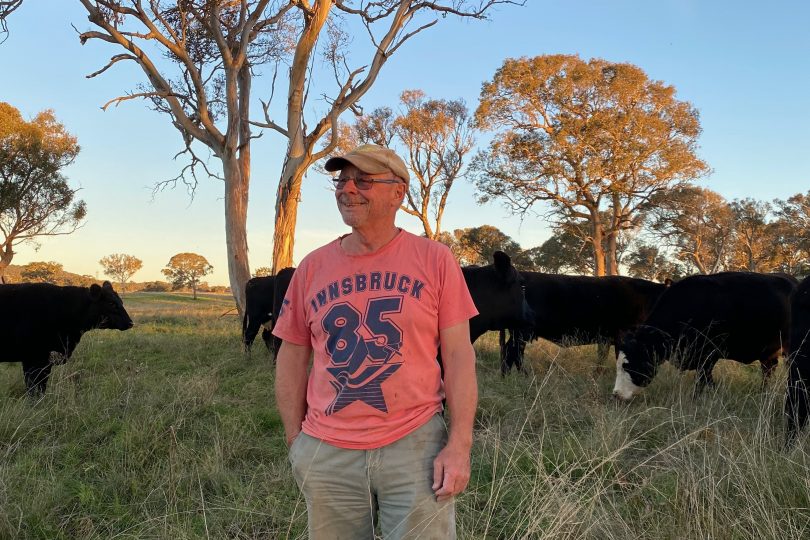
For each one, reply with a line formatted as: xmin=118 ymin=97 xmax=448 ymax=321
xmin=331 ymin=177 xmax=403 ymax=190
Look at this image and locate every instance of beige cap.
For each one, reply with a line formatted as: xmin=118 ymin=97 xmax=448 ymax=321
xmin=325 ymin=144 xmax=410 ymax=184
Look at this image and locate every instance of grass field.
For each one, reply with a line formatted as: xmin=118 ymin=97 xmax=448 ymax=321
xmin=1 ymin=292 xmax=808 ymax=539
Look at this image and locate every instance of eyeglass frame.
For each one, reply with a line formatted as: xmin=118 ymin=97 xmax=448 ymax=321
xmin=331 ymin=176 xmax=405 ymax=190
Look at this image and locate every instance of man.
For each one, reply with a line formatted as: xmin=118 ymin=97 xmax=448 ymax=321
xmin=273 ymin=144 xmax=478 ymax=539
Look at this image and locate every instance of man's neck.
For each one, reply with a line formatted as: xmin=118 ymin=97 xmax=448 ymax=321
xmin=341 ymin=226 xmax=401 ymax=255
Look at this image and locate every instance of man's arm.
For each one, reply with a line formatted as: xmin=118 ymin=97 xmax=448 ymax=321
xmin=275 ymin=340 xmax=312 ymax=447
xmin=432 ymin=321 xmax=478 ymax=502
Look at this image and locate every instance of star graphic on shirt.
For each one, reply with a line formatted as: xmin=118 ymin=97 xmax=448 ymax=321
xmin=326 ymin=361 xmax=402 ymax=415
xmin=325 ymin=338 xmax=403 ymax=415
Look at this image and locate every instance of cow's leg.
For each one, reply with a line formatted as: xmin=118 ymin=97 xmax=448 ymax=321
xmin=261 ymin=328 xmax=274 ymax=352
xmin=785 ymin=353 xmax=810 ymax=445
xmin=501 ymin=330 xmax=513 ymax=377
xmin=499 ymin=329 xmax=507 ymax=374
xmin=22 ymin=359 xmax=52 ymax=397
xmin=242 ymin=313 xmax=251 ymax=353
xmin=515 ymin=331 xmax=526 ymax=375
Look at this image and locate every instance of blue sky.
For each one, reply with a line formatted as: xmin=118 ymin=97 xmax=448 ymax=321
xmin=1 ymin=1 xmax=809 ymax=285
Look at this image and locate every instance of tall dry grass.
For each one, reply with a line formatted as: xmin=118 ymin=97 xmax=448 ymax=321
xmin=0 ymin=293 xmax=807 ymax=538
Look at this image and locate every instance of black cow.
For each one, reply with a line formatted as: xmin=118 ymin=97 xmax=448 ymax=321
xmin=462 ymin=251 xmax=534 ymax=344
xmin=242 ymin=275 xmax=275 ymax=352
xmin=613 ymin=272 xmax=796 ymax=401
xmin=0 ymin=281 xmax=133 ymax=395
xmin=787 ymin=275 xmax=810 ymax=441
xmin=242 ymin=268 xmax=296 ymax=356
xmin=502 ymin=274 xmax=669 ymax=374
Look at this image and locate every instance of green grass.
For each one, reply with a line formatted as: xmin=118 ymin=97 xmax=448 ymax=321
xmin=1 ymin=293 xmax=808 ymax=538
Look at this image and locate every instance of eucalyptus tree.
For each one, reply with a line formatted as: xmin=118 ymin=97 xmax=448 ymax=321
xmin=77 ymin=0 xmax=521 ymax=313
xmin=162 ymin=251 xmax=213 ymax=299
xmin=78 ymin=0 xmax=294 ymax=312
xmin=647 ymin=186 xmax=734 ymax=274
xmin=473 ymin=54 xmax=709 ymax=276
xmin=258 ymin=1 xmax=517 ymax=269
xmin=329 ymin=90 xmax=476 ymax=239
xmin=0 ymin=103 xmax=85 ymax=280
xmin=99 ymin=253 xmax=143 ymax=293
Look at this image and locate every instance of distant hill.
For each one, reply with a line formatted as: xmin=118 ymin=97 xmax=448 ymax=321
xmin=1 ymin=264 xmax=230 ymax=294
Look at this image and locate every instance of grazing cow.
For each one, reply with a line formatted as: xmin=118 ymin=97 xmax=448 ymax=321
xmin=613 ymin=272 xmax=796 ymax=401
xmin=502 ymin=274 xmax=669 ymax=374
xmin=462 ymin=251 xmax=534 ymax=344
xmin=242 ymin=275 xmax=275 ymax=352
xmin=0 ymin=281 xmax=133 ymax=395
xmin=787 ymin=275 xmax=810 ymax=441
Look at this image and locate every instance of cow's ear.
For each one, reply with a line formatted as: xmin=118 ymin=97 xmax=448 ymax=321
xmin=90 ymin=283 xmax=102 ymax=300
xmin=493 ymin=251 xmax=512 ymax=274
xmin=102 ymin=281 xmax=113 ymax=290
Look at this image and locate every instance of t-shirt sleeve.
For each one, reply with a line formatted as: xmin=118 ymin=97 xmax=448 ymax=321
xmin=437 ymin=247 xmax=479 ymax=330
xmin=271 ymin=265 xmax=311 ymax=347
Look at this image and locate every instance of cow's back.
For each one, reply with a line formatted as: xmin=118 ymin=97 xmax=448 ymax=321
xmin=645 ymin=272 xmax=794 ymax=360
xmin=791 ymin=276 xmax=810 ymax=355
xmin=0 ymin=283 xmax=86 ymax=357
xmin=523 ymin=273 xmax=665 ymax=343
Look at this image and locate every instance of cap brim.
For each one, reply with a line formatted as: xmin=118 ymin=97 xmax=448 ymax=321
xmin=324 ymin=156 xmax=350 ymax=172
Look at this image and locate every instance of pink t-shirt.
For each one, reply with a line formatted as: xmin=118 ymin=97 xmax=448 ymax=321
xmin=272 ymin=230 xmax=478 ymax=450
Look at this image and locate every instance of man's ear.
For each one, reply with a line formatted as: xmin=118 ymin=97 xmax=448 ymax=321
xmin=394 ymin=183 xmax=407 ymax=205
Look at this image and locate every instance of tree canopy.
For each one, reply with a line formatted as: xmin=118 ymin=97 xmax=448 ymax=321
xmin=162 ymin=252 xmax=213 ymax=299
xmin=20 ymin=261 xmax=63 ymax=283
xmin=99 ymin=253 xmax=143 ymax=293
xmin=76 ymin=0 xmax=521 ymax=314
xmin=329 ymin=89 xmax=476 ymax=239
xmin=0 ymin=102 xmax=85 ymax=279
xmin=473 ymin=54 xmax=709 ymax=276
xmin=438 ymin=225 xmax=525 ymax=267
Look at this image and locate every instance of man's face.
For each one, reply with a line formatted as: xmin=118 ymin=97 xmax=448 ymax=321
xmin=335 ymin=164 xmax=405 ymax=229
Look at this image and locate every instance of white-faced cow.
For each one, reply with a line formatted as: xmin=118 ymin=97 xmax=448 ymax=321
xmin=243 ymin=268 xmax=296 ymax=356
xmin=501 ymin=274 xmax=669 ymax=375
xmin=0 ymin=281 xmax=133 ymax=396
xmin=787 ymin=275 xmax=810 ymax=442
xmin=613 ymin=272 xmax=796 ymax=401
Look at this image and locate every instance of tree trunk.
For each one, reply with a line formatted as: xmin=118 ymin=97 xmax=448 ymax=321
xmin=272 ymin=155 xmax=307 ymax=272
xmin=192 ymin=280 xmax=197 ymax=300
xmin=590 ymin=215 xmax=606 ymax=277
xmin=0 ymin=242 xmax=13 ymax=280
xmin=223 ymin=155 xmax=250 ymax=314
xmin=606 ymin=231 xmax=619 ymax=276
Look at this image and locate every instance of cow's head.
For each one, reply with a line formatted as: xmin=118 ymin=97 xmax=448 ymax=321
xmin=463 ymin=251 xmax=533 ymax=343
xmin=613 ymin=326 xmax=671 ymax=400
xmin=88 ymin=281 xmax=134 ymax=331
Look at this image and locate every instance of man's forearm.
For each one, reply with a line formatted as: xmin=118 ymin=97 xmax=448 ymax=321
xmin=443 ymin=343 xmax=478 ymax=449
xmin=274 ymin=342 xmax=310 ymax=445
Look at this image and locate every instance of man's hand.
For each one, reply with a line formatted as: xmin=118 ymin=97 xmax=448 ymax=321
xmin=285 ymin=430 xmax=301 ymax=448
xmin=431 ymin=441 xmax=472 ymax=502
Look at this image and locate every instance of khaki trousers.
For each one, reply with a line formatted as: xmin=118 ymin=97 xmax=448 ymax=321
xmin=288 ymin=414 xmax=455 ymax=539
